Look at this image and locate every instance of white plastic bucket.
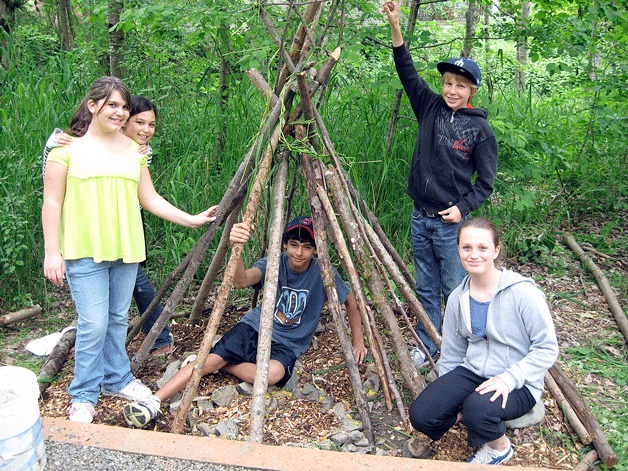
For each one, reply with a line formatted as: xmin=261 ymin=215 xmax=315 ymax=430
xmin=0 ymin=366 xmax=46 ymax=471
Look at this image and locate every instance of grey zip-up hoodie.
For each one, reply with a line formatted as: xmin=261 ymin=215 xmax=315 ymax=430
xmin=438 ymin=269 xmax=558 ymax=401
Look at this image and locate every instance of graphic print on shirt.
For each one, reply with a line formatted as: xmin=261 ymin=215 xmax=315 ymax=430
xmin=435 ymin=113 xmax=480 ymax=162
xmin=274 ymin=286 xmax=308 ymax=326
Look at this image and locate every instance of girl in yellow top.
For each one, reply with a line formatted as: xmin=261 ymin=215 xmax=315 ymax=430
xmin=42 ymin=77 xmax=218 ymax=423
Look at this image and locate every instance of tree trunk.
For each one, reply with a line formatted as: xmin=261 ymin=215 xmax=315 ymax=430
xmin=514 ymin=1 xmax=530 ymax=92
xmin=462 ymin=0 xmax=479 ymax=58
xmin=108 ymin=0 xmax=124 ymax=77
xmin=37 ymin=321 xmax=77 ymax=395
xmin=57 ymin=0 xmax=74 ymax=51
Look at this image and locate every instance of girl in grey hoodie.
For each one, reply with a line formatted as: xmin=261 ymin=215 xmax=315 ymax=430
xmin=409 ymin=218 xmax=558 ymax=465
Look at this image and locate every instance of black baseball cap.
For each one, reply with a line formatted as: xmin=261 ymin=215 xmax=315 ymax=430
xmin=437 ymin=57 xmax=482 ymax=87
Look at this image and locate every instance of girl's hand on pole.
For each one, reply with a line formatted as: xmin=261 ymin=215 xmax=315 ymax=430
xmin=189 ymin=205 xmax=218 ymax=228
xmin=476 ymin=376 xmax=510 ymax=409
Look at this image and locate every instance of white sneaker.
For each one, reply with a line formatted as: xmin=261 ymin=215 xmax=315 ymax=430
xmin=123 ymin=395 xmax=161 ymax=428
xmin=69 ymin=402 xmax=96 ymax=423
xmin=410 ymin=346 xmax=427 ymax=368
xmin=102 ymin=378 xmax=151 ymax=401
xmin=467 ymin=440 xmax=514 ymax=465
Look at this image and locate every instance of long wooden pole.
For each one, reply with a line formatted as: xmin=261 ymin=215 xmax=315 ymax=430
xmin=544 ymin=372 xmax=592 ymax=445
xmin=189 ymin=204 xmax=242 ymax=323
xmin=549 ymin=365 xmax=617 ymax=467
xmin=564 ymin=232 xmax=628 ymax=343
xmin=170 ymin=122 xmax=283 ymax=434
xmin=326 ymin=169 xmax=424 ymax=398
xmin=249 ymin=157 xmax=289 ymax=443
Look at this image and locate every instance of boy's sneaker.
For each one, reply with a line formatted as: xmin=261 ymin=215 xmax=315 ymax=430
xmin=411 ymin=346 xmax=429 ymax=368
xmin=123 ymin=395 xmax=161 ymax=428
xmin=69 ymin=402 xmax=96 ymax=423
xmin=102 ymin=378 xmax=151 ymax=401
xmin=467 ymin=440 xmax=513 ymax=465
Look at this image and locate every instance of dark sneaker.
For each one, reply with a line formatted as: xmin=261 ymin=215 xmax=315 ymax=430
xmin=467 ymin=441 xmax=513 ymax=465
xmin=123 ymin=395 xmax=161 ymax=428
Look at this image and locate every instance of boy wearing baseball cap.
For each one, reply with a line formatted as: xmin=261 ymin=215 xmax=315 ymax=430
xmin=382 ymin=2 xmax=498 ymax=368
xmin=123 ymin=216 xmax=367 ymax=428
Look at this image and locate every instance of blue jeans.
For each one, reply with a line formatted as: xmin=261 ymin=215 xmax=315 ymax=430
xmin=134 ymin=265 xmax=171 ymax=350
xmin=65 ymin=258 xmax=138 ymax=405
xmin=411 ymin=209 xmax=467 ymax=356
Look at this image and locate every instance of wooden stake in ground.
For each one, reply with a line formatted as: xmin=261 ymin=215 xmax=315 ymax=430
xmin=564 ymin=232 xmax=628 ymax=343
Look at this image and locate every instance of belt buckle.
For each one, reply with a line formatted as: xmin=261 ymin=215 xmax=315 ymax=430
xmin=424 ymin=209 xmax=437 ymax=218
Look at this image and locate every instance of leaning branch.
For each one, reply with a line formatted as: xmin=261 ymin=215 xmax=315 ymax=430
xmin=564 ymin=232 xmax=628 ymax=343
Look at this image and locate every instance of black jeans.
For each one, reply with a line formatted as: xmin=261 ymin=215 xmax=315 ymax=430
xmin=409 ymin=366 xmax=535 ymax=447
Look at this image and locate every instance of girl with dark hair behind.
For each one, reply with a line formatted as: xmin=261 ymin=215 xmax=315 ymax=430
xmin=42 ymin=77 xmax=218 ymax=423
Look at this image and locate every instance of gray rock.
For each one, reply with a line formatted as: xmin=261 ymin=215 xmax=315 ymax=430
xmin=195 ymin=397 xmax=214 ymax=412
xmin=169 ymin=399 xmax=181 ymax=414
xmin=329 ymin=431 xmax=350 ymax=445
xmin=210 ymin=419 xmax=239 ymax=439
xmin=354 ymin=437 xmax=371 ymax=447
xmin=236 ymin=382 xmax=253 ymax=395
xmin=156 ymin=359 xmax=183 ymax=389
xmin=331 ymin=402 xmax=346 ymax=418
xmin=211 ymin=385 xmax=239 ymax=407
xmin=196 ymin=422 xmax=213 ymax=437
xmin=340 ymin=417 xmax=363 ymax=432
xmin=506 ymin=401 xmax=546 ymax=429
xmin=315 ymin=439 xmax=336 ymax=451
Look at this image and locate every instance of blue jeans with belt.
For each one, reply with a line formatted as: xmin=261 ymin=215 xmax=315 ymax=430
xmin=411 ymin=208 xmax=467 ymax=356
xmin=134 ymin=265 xmax=171 ymax=350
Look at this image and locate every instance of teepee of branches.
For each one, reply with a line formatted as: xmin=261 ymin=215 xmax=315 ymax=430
xmin=126 ymin=0 xmax=442 ymax=445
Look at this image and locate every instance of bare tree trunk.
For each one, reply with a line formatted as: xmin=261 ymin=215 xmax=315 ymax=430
xmin=514 ymin=1 xmax=530 ymax=92
xmin=214 ymin=20 xmax=230 ymax=164
xmin=483 ymin=6 xmax=493 ymax=101
xmin=462 ymin=0 xmax=479 ymax=58
xmin=58 ymin=0 xmax=74 ymax=51
xmin=108 ymin=0 xmax=123 ymax=77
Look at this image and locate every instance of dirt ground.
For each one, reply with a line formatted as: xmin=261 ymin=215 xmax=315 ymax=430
xmin=5 ymin=217 xmax=627 ymax=469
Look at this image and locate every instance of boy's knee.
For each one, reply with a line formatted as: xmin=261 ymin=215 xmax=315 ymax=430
xmin=267 ymin=362 xmax=286 ymax=385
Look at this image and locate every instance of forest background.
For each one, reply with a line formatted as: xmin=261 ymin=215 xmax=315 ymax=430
xmin=0 ymin=0 xmax=625 ymax=466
